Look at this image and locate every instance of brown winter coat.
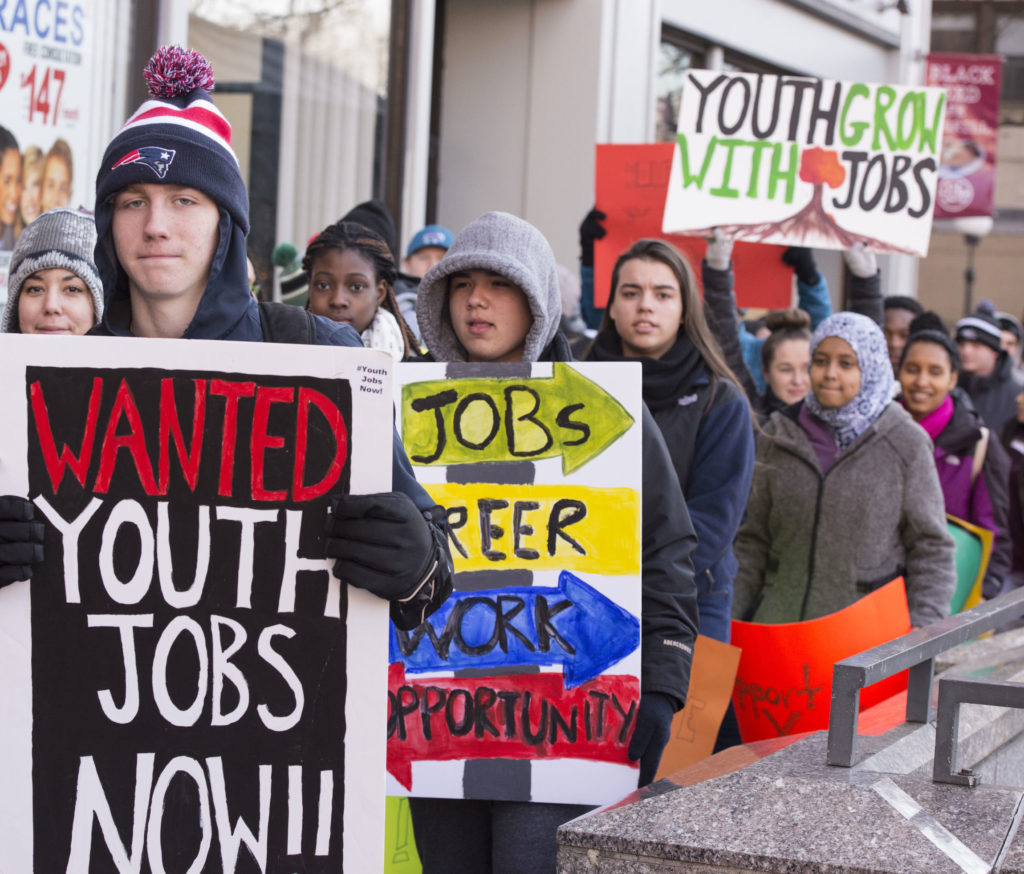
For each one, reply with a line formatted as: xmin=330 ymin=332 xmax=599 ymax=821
xmin=732 ymin=402 xmax=956 ymax=627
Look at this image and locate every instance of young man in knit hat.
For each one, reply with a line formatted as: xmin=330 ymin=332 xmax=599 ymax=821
xmin=956 ymin=310 xmax=1024 ymax=432
xmin=0 ymin=46 xmax=452 ymax=628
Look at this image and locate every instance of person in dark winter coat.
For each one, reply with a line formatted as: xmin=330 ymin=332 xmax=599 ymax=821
xmin=734 ymin=312 xmax=956 ymax=628
xmin=956 ymin=312 xmax=1024 ymax=433
xmin=587 ymin=238 xmax=754 ymax=645
xmin=411 ymin=210 xmax=700 ymax=873
xmin=340 ymin=198 xmax=426 ymax=343
xmin=0 ymin=46 xmax=452 ymax=630
xmin=1000 ymin=389 xmax=1024 ymax=592
xmin=897 ymin=323 xmax=1011 ymax=598
xmin=883 ymin=296 xmax=924 ymax=374
xmin=754 ymin=309 xmax=813 ymax=422
xmin=303 ymin=219 xmax=420 ymax=360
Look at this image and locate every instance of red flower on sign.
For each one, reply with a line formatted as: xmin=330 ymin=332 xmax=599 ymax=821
xmin=799 ymin=147 xmax=846 ymax=189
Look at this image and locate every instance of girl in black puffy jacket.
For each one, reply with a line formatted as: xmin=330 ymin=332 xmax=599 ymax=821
xmin=587 ymin=239 xmax=755 ymax=644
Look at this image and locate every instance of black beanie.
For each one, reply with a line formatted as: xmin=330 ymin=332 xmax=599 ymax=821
xmin=955 ymin=313 xmax=1003 ymax=353
xmin=341 ymin=199 xmax=396 ymax=258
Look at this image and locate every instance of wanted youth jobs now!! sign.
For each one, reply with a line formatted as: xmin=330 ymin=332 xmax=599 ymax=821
xmin=0 ymin=334 xmax=394 ymax=873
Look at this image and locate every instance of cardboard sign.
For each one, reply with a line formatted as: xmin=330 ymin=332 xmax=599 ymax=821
xmin=389 ymin=362 xmax=644 ymax=806
xmin=926 ymin=54 xmax=1001 ymax=219
xmin=655 ymin=635 xmax=741 ymax=780
xmin=0 ymin=334 xmax=394 ymax=872
xmin=594 ymin=143 xmax=791 ymax=310
xmin=947 ymin=514 xmax=993 ymax=614
xmin=730 ymin=579 xmax=911 ymax=743
xmin=663 ymin=72 xmax=946 ymax=256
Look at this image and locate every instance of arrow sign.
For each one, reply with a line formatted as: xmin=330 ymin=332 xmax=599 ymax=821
xmin=400 ymin=362 xmax=634 ymax=474
xmin=386 ymin=663 xmax=640 ymax=791
xmin=390 ymin=571 xmax=639 ymax=688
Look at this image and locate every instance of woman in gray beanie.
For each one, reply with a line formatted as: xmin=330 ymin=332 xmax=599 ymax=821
xmin=1 ymin=207 xmax=103 ymax=334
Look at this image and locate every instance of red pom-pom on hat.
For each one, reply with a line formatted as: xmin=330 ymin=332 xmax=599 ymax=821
xmin=143 ymin=45 xmax=215 ymax=99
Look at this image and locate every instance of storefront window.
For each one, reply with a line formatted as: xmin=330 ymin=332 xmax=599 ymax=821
xmin=656 ymin=39 xmax=701 ymax=143
xmin=188 ymin=0 xmax=393 ymax=293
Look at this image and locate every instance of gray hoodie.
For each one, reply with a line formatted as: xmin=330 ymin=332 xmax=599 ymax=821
xmin=416 ymin=211 xmax=561 ymax=362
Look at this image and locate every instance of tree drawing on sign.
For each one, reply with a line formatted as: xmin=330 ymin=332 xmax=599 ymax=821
xmin=687 ymin=147 xmax=917 ymax=254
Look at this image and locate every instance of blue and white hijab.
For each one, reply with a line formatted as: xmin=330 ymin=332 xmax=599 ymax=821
xmin=805 ymin=312 xmax=893 ymax=450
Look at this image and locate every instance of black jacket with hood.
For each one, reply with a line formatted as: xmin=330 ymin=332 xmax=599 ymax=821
xmin=416 ymin=211 xmax=699 ymax=709
xmin=90 ymin=199 xmax=452 ymax=629
xmin=960 ymin=351 xmax=1024 ymax=434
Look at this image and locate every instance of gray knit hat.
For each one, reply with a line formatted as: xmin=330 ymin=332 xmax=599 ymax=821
xmin=2 ymin=208 xmax=103 ymax=333
xmin=416 ymin=211 xmax=561 ymax=362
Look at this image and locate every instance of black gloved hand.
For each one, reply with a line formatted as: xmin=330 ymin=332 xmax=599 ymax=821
xmin=0 ymin=496 xmax=45 ymax=586
xmin=579 ymin=208 xmax=607 ymax=268
xmin=781 ymin=246 xmax=820 ymax=286
xmin=627 ymin=692 xmax=675 ymax=787
xmin=324 ymin=491 xmax=437 ymax=602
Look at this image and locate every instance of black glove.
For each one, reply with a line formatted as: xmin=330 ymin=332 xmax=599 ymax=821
xmin=627 ymin=692 xmax=675 ymax=787
xmin=324 ymin=491 xmax=440 ymax=601
xmin=579 ymin=208 xmax=607 ymax=268
xmin=781 ymin=246 xmax=820 ymax=287
xmin=0 ymin=496 xmax=45 ymax=586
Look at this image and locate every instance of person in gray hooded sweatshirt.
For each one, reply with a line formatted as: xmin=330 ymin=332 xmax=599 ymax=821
xmin=410 ymin=211 xmax=700 ymax=873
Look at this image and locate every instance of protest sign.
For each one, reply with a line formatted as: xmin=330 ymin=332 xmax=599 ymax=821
xmin=0 ymin=334 xmax=394 ymax=872
xmin=947 ymin=514 xmax=992 ymax=614
xmin=663 ymin=72 xmax=946 ymax=256
xmin=730 ymin=579 xmax=911 ymax=743
xmin=0 ymin=1 xmax=99 ymax=304
xmin=389 ymin=362 xmax=643 ymax=806
xmin=655 ymin=635 xmax=740 ymax=780
xmin=594 ymin=143 xmax=791 ymax=310
xmin=926 ymin=54 xmax=1001 ymax=219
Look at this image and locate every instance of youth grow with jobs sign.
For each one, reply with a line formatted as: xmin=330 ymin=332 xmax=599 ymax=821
xmin=0 ymin=334 xmax=394 ymax=873
xmin=663 ymin=71 xmax=947 ymax=256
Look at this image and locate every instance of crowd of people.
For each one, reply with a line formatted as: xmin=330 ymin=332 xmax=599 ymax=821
xmin=1 ymin=45 xmax=1023 ymax=873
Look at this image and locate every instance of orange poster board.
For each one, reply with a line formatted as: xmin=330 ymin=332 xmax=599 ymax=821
xmin=655 ymin=635 xmax=741 ymax=780
xmin=593 ymin=144 xmax=793 ymax=309
xmin=730 ymin=579 xmax=911 ymax=742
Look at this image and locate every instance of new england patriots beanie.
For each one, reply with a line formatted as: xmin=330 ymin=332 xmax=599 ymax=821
xmin=94 ymin=45 xmax=249 ymax=233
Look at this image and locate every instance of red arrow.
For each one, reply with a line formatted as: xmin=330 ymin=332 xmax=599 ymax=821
xmin=386 ymin=662 xmax=640 ymax=790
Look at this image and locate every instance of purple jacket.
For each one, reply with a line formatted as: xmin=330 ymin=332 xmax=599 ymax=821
xmin=911 ymin=393 xmax=1012 ymax=597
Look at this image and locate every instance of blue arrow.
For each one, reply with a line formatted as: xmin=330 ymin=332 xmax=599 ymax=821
xmin=389 ymin=570 xmax=639 ymax=688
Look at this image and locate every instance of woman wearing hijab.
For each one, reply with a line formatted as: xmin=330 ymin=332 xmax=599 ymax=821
xmin=733 ymin=312 xmax=955 ymax=628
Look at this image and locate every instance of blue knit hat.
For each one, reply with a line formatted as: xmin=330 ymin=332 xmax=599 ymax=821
xmin=406 ymin=224 xmax=453 ymax=258
xmin=94 ymin=46 xmax=248 ymax=233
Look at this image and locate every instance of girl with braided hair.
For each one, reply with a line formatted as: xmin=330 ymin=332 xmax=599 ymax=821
xmin=304 ymin=219 xmax=420 ymax=360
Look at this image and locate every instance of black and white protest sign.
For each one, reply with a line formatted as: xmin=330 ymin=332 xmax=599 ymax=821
xmin=0 ymin=335 xmax=393 ymax=872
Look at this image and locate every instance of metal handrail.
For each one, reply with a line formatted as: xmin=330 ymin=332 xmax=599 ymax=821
xmin=826 ymin=587 xmax=1024 ymax=768
xmin=932 ymin=677 xmax=1024 ymax=786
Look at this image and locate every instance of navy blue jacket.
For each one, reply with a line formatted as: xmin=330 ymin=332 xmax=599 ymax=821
xmin=90 ymin=204 xmax=450 ymax=627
